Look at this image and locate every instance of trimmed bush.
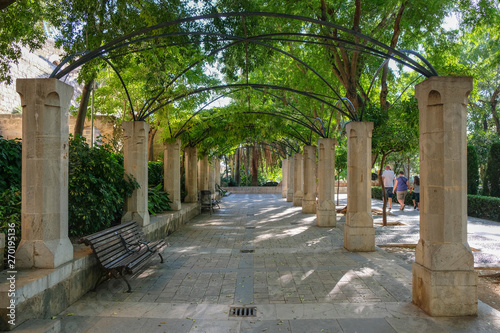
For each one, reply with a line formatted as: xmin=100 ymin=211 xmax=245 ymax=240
xmin=483 ymin=142 xmax=500 ymax=197
xmin=467 ymin=144 xmax=479 ymax=195
xmin=468 ymin=195 xmax=500 ymax=222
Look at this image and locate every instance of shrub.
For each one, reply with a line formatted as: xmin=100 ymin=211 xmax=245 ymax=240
xmin=467 ymin=144 xmax=479 ymax=195
xmin=148 ymin=161 xmax=164 ymax=187
xmin=0 ymin=136 xmax=21 ymax=192
xmin=0 ymin=187 xmax=21 ymax=252
xmin=468 ymin=195 xmax=500 ymax=222
xmin=68 ymin=136 xmax=138 ymax=236
xmin=482 ymin=142 xmax=500 ymax=197
xmin=148 ymin=184 xmax=172 ymax=214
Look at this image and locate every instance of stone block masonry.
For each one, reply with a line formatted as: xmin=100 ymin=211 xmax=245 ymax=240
xmin=0 ymin=39 xmax=82 ymax=115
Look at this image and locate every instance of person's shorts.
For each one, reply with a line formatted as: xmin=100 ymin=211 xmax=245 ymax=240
xmin=413 ymin=192 xmax=420 ymax=203
xmin=397 ymin=190 xmax=407 ymax=201
xmin=385 ymin=187 xmax=393 ymax=198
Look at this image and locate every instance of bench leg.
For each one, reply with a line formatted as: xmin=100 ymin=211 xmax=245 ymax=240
xmin=158 ymin=252 xmax=164 ymax=263
xmin=121 ymin=275 xmax=132 ymax=293
xmin=92 ymin=271 xmax=109 ymax=292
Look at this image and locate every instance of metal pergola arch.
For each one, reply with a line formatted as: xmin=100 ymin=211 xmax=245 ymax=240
xmin=49 ymin=11 xmax=438 ymax=141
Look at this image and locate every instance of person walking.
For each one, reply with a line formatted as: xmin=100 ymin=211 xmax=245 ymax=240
xmin=393 ymin=171 xmax=409 ymax=210
xmin=411 ymin=176 xmax=420 ymax=210
xmin=382 ymin=165 xmax=395 ymax=211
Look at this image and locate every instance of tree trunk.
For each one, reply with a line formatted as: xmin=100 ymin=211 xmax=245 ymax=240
xmin=490 ymin=82 xmax=500 ymax=136
xmin=74 ymin=79 xmax=94 ymax=137
xmin=148 ymin=127 xmax=158 ymax=161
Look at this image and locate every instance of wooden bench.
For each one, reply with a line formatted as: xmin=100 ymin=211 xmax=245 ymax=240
xmin=79 ymin=221 xmax=168 ymax=292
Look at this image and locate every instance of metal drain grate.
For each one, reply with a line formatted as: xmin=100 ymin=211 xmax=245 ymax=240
xmin=240 ymin=249 xmax=254 ymax=253
xmin=229 ymin=307 xmax=257 ymax=317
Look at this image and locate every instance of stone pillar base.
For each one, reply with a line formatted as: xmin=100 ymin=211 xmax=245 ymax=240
xmin=293 ymin=193 xmax=303 ymax=207
xmin=302 ymin=199 xmax=316 ymax=213
xmin=412 ymin=262 xmax=477 ymax=316
xmin=16 ymin=238 xmax=73 ymax=269
xmin=286 ymin=189 xmax=294 ymax=202
xmin=316 ymin=209 xmax=336 ymax=227
xmin=122 ymin=211 xmax=150 ymax=227
xmin=344 ymin=223 xmax=375 ymax=252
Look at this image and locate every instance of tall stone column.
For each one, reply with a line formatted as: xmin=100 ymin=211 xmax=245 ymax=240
xmin=214 ymin=158 xmax=221 ymax=199
xmin=302 ymin=146 xmax=317 ymax=214
xmin=198 ymin=155 xmax=209 ymax=191
xmin=286 ymin=156 xmax=294 ymax=202
xmin=15 ymin=78 xmax=74 ymax=268
xmin=317 ymin=138 xmax=336 ymax=227
xmin=122 ymin=121 xmax=150 ymax=226
xmin=208 ymin=157 xmax=216 ymax=195
xmin=344 ymin=122 xmax=375 ymax=252
xmin=412 ymin=76 xmax=476 ymax=316
xmin=281 ymin=159 xmax=288 ymax=198
xmin=184 ymin=147 xmax=198 ymax=203
xmin=293 ymin=153 xmax=304 ymax=206
xmin=164 ymin=138 xmax=181 ymax=211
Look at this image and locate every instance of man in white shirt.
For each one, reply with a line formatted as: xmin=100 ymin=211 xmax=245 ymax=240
xmin=382 ymin=165 xmax=395 ymax=211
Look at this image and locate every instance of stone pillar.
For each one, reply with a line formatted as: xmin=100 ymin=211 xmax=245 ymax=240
xmin=164 ymin=138 xmax=181 ymax=211
xmin=184 ymin=147 xmax=198 ymax=203
xmin=286 ymin=156 xmax=294 ymax=202
xmin=281 ymin=159 xmax=288 ymax=198
xmin=344 ymin=122 xmax=375 ymax=252
xmin=122 ymin=121 xmax=150 ymax=226
xmin=412 ymin=76 xmax=476 ymax=316
xmin=317 ymin=138 xmax=336 ymax=227
xmin=198 ymin=155 xmax=209 ymax=191
xmin=293 ymin=153 xmax=304 ymax=207
xmin=208 ymin=157 xmax=216 ymax=195
xmin=302 ymin=146 xmax=317 ymax=214
xmin=215 ymin=158 xmax=221 ymax=187
xmin=15 ymin=78 xmax=74 ymax=268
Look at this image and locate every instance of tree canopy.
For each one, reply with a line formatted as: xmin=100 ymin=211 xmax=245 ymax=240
xmin=1 ymin=0 xmax=498 ymax=180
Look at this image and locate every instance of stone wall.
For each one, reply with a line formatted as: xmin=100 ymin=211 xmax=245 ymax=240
xmin=0 ymin=39 xmax=82 ymax=115
xmin=0 ymin=114 xmax=116 ymax=145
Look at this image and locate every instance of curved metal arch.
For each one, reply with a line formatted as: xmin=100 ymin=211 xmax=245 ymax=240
xmin=170 ymin=86 xmax=327 ymax=141
xmin=104 ymin=30 xmax=355 ymax=119
xmin=140 ymin=83 xmax=352 ymax=122
xmin=52 ymin=12 xmax=437 ymax=80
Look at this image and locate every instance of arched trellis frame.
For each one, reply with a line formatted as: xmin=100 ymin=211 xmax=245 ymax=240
xmin=50 ymin=12 xmax=437 ymax=130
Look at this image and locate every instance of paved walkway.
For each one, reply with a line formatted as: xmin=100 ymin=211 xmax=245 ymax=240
xmin=56 ymin=194 xmax=500 ymax=332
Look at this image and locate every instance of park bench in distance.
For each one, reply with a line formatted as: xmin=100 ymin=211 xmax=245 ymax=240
xmin=79 ymin=220 xmax=168 ymax=292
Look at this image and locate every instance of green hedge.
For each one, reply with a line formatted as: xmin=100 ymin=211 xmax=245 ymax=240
xmin=468 ymin=195 xmax=500 ymax=222
xmin=372 ymin=186 xmax=500 ymax=221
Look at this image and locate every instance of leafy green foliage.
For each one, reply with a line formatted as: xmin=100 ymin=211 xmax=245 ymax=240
xmin=468 ymin=195 xmax=500 ymax=222
xmin=148 ymin=184 xmax=172 ymax=215
xmin=482 ymin=142 xmax=500 ymax=197
xmin=68 ymin=135 xmax=138 ymax=236
xmin=467 ymin=144 xmax=480 ymax=195
xmin=148 ymin=161 xmax=164 ymax=187
xmin=0 ymin=136 xmax=21 ymax=191
xmin=0 ymin=187 xmax=21 ymax=252
xmin=0 ymin=0 xmax=48 ymax=84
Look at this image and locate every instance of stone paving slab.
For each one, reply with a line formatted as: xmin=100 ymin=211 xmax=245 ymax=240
xmin=54 ymin=194 xmax=500 ymax=332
